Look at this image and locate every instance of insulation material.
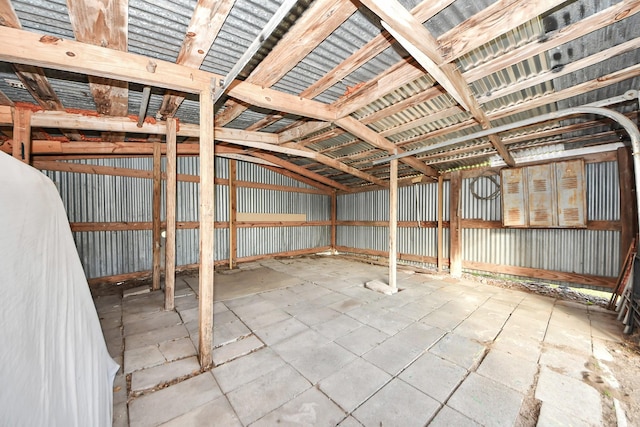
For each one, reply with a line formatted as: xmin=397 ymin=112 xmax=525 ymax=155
xmin=0 ymin=153 xmax=118 ymax=426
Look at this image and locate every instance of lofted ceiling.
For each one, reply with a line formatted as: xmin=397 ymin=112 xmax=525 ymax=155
xmin=0 ymin=0 xmax=639 ymax=191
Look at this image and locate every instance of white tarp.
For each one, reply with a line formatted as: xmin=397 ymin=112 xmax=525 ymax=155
xmin=0 ymin=152 xmax=118 ymax=426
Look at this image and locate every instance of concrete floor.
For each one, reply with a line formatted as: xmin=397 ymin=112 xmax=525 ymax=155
xmin=96 ymin=256 xmax=626 ymax=426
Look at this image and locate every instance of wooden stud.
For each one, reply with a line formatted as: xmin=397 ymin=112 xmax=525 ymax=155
xmin=152 ymin=138 xmax=162 ymax=291
xmin=12 ymin=108 xmax=31 ymax=163
xmin=229 ymin=159 xmax=237 ymax=269
xmin=389 ymin=159 xmax=398 ymax=289
xmin=164 ymin=118 xmax=177 ymax=310
xmin=198 ymin=79 xmax=216 ymax=369
xmin=449 ymin=171 xmax=462 ymax=277
xmin=437 ymin=175 xmax=444 ymax=272
xmin=331 ymin=190 xmax=337 ymax=253
xmin=618 ymin=146 xmax=638 ymax=268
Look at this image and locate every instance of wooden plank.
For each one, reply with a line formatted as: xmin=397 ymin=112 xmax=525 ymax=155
xmin=67 ymin=0 xmax=129 ymax=137
xmin=236 ymin=246 xmax=332 ymax=263
xmin=0 ymin=26 xmax=337 ymax=121
xmin=158 ymin=0 xmax=235 ymax=119
xmin=198 ymin=79 xmax=215 ymax=369
xmin=449 ymin=171 xmax=462 ymax=277
xmin=229 ymin=159 xmax=237 ymax=269
xmin=236 ymin=221 xmax=330 ymax=228
xmin=164 ymin=118 xmax=177 ymax=310
xmin=437 ymin=175 xmax=443 ymax=272
xmin=335 ymin=116 xmax=437 ymax=177
xmin=0 ymin=91 xmax=12 ymax=107
xmin=70 ymin=221 xmax=200 ymax=232
xmin=331 ymin=191 xmax=337 ymax=252
xmin=12 ymin=108 xmax=31 ymax=163
xmin=463 ymin=261 xmax=617 ymax=288
xmin=389 ymin=159 xmax=398 ymax=289
xmin=236 ymin=213 xmax=307 ymax=222
xmin=334 ymin=246 xmax=440 ymax=266
xmin=618 ymin=146 xmax=637 ymax=267
xmin=251 ymin=152 xmax=352 ymax=192
xmin=437 ymin=0 xmax=566 ymax=63
xmin=152 ymin=138 xmax=162 ymax=291
xmin=215 ymin=0 xmax=357 ymax=126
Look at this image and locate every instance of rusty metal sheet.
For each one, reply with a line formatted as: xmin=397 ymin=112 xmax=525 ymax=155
xmin=527 ymin=163 xmax=556 ymax=227
xmin=556 ymin=159 xmax=586 ymax=227
xmin=501 ymin=167 xmax=526 ymax=226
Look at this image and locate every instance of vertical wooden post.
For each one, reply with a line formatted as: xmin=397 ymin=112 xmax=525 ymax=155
xmin=331 ymin=190 xmax=337 ymax=253
xmin=389 ymin=159 xmax=398 ymax=289
xmin=449 ymin=171 xmax=462 ymax=277
xmin=152 ymin=138 xmax=162 ymax=291
xmin=437 ymin=175 xmax=444 ymax=272
xmin=198 ymin=79 xmax=216 ymax=369
xmin=228 ymin=159 xmax=237 ymax=269
xmin=12 ymin=108 xmax=32 ymax=164
xmin=164 ymin=118 xmax=177 ymax=311
xmin=618 ymin=146 xmax=638 ymax=266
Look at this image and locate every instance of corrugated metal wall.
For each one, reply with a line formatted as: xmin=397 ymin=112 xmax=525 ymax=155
xmin=337 ymin=161 xmax=620 ymax=279
xmin=44 ymin=157 xmax=330 ymax=279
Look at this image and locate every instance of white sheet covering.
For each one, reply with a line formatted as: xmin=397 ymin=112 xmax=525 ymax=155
xmin=0 ymin=152 xmax=118 ymax=426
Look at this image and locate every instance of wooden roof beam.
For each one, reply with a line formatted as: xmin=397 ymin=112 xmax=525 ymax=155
xmin=158 ymin=0 xmax=235 ymax=120
xmin=214 ymin=0 xmax=357 ymax=126
xmin=358 ymin=0 xmax=515 ymax=167
xmin=0 ymin=26 xmax=337 ymax=121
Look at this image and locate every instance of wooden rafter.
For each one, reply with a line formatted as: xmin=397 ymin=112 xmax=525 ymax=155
xmin=158 ymin=0 xmax=235 ymax=119
xmin=359 ymin=0 xmax=515 ymax=166
xmin=214 ymin=0 xmax=357 ymax=126
xmin=67 ymin=0 xmax=129 ymax=142
xmin=0 ymin=0 xmax=82 ymax=140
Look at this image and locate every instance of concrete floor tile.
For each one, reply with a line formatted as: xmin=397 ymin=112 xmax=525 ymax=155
xmin=213 ymin=334 xmax=264 ymax=366
xmin=338 ymin=416 xmax=363 ymax=426
xmin=128 ymin=372 xmax=222 ymax=427
xmin=454 ymin=306 xmax=510 ymax=343
xmin=544 ymin=325 xmax=592 ymax=354
xmin=335 ymin=325 xmax=389 ymax=356
xmin=227 ymin=364 xmax=311 ymax=425
xmin=124 ymin=344 xmax=166 ymax=374
xmin=536 ymin=401 xmax=599 ymax=427
xmin=492 ymin=332 xmax=542 ymax=363
xmin=213 ymin=348 xmax=286 ymax=394
xmin=232 ymin=299 xmax=280 ymax=320
xmin=590 ymin=311 xmax=624 ymax=342
xmin=295 ymin=306 xmax=341 ymax=326
xmin=257 ymin=288 xmax=300 ymax=308
xmin=477 ymin=349 xmax=538 ymax=394
xmin=328 ymin=297 xmax=364 ymax=313
xmin=318 ymin=358 xmax=391 ymax=413
xmin=338 ymin=285 xmax=385 ymax=303
xmin=213 ymin=318 xmax=251 ymax=347
xmin=363 ymin=337 xmax=424 ymax=375
xmin=313 ymin=313 xmax=363 ymax=340
xmin=131 ymin=356 xmax=201 ymax=392
xmin=429 ymin=405 xmax=481 ymax=427
xmin=253 ymin=316 xmax=310 ymax=346
xmin=159 ymin=395 xmax=242 ymax=427
xmin=448 ymin=372 xmax=523 ymax=427
xmin=421 ymin=301 xmax=473 ymax=331
xmin=287 ymin=341 xmax=356 ymax=384
xmin=539 ymin=345 xmax=591 ymax=381
xmin=429 ymin=333 xmax=486 ymax=370
xmin=125 ymin=324 xmax=190 ymax=350
xmin=112 ymin=401 xmax=129 ymax=427
xmin=177 ymin=306 xmax=198 ymax=324
xmin=158 ymin=337 xmax=196 ymax=362
xmin=112 ymin=373 xmax=127 ymax=406
xmin=174 ymin=294 xmax=199 ymax=311
xmin=240 ymin=308 xmax=291 ymax=330
xmin=251 ymin=386 xmax=346 ymax=427
xmin=311 ymin=291 xmax=352 ymax=308
xmin=400 ymin=352 xmax=467 ymax=402
xmin=353 ymin=379 xmax=440 ymax=427
xmin=535 ymin=367 xmax=603 ymax=425
xmin=366 ymin=310 xmax=414 ymax=336
xmin=272 ymin=328 xmax=330 ymax=362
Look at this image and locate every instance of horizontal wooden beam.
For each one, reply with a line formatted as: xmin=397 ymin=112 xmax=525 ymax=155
xmin=0 ymin=26 xmax=336 ymax=121
xmin=70 ymin=220 xmax=330 ymax=232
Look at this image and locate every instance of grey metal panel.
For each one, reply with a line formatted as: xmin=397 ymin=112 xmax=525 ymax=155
xmin=586 ymin=161 xmax=619 ymax=221
xmin=336 ymin=225 xmax=387 ymax=252
xmin=462 ymin=174 xmax=502 ymax=221
xmin=237 ymin=226 xmax=330 ymax=258
xmin=462 ymin=228 xmax=620 ymax=278
xmin=236 ymin=161 xmax=312 ymax=188
xmin=398 ymin=226 xmax=438 ymax=258
xmin=237 ymin=188 xmax=329 ymax=221
xmin=337 ymin=189 xmax=389 ymax=221
xmin=72 ymin=230 xmax=152 ymax=279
